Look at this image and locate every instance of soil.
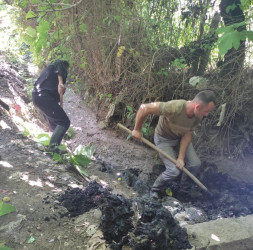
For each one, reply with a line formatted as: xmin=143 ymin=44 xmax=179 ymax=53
xmin=1 ymin=56 xmax=253 ymax=250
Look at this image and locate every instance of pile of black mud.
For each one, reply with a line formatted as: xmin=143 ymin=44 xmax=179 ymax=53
xmin=58 ymin=181 xmax=108 ymax=217
xmin=192 ymin=170 xmax=253 ymax=220
xmin=58 ymin=181 xmax=191 ymax=250
xmin=117 ymin=166 xmax=253 ymax=221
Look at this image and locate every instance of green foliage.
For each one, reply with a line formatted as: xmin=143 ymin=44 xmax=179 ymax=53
xmin=216 ymin=21 xmax=253 ymax=55
xmin=36 ymin=133 xmax=50 ymax=146
xmin=53 ymin=152 xmax=64 ymax=163
xmin=20 ymin=127 xmax=30 ymax=137
xmin=53 ymin=144 xmax=95 ymax=177
xmin=171 ymin=58 xmax=186 ymax=69
xmin=0 ymin=200 xmax=16 ymax=217
xmin=73 ymin=144 xmax=95 ymax=159
xmin=26 ymin=10 xmax=37 ymax=19
xmin=65 ymin=127 xmax=76 ymax=139
xmin=141 ymin=122 xmax=154 ymax=138
xmin=107 ymin=93 xmax=112 ymax=102
xmin=0 ymin=240 xmax=12 ymax=250
xmin=240 ymin=0 xmax=253 ymax=10
xmin=157 ymin=68 xmax=168 ymax=76
xmin=99 ymin=93 xmax=104 ymax=100
xmin=126 ymin=105 xmax=134 ymax=120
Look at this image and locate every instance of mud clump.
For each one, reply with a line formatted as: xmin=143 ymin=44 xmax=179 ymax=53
xmin=58 ymin=181 xmax=191 ymax=250
xmin=100 ymin=193 xmax=134 ymax=248
xmin=129 ymin=199 xmax=191 ymax=250
xmin=119 ymin=167 xmax=253 ymax=221
xmin=192 ymin=172 xmax=253 ymax=220
xmin=58 ymin=181 xmax=109 ymax=217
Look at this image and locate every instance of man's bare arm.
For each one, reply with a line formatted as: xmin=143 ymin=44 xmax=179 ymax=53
xmin=58 ymin=75 xmax=66 ymax=95
xmin=58 ymin=75 xmax=66 ymax=108
xmin=177 ymin=131 xmax=192 ymax=169
xmin=132 ymin=102 xmax=160 ymax=140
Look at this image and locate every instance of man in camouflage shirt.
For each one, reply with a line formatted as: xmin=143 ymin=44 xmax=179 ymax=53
xmin=132 ymin=90 xmax=216 ymax=199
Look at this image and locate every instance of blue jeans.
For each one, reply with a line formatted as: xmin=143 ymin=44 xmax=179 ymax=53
xmin=152 ymin=134 xmax=201 ymax=192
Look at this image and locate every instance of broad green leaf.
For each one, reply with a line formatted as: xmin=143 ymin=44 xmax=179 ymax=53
xmin=73 ymin=155 xmax=91 ymax=166
xmin=26 ymin=11 xmax=37 ymax=19
xmin=26 ymin=26 xmax=37 ymax=38
xmin=216 ymin=26 xmax=232 ymax=35
xmin=35 ymin=35 xmax=47 ymax=53
xmin=218 ymin=31 xmax=242 ymax=55
xmin=73 ymin=145 xmax=94 ymax=158
xmin=216 ymin=21 xmax=247 ymax=35
xmin=68 ymin=156 xmax=79 ymax=166
xmin=53 ymin=153 xmax=63 ymax=162
xmin=75 ymin=165 xmax=89 ymax=176
xmin=37 ymin=20 xmax=50 ymax=34
xmin=65 ymin=127 xmax=76 ymax=138
xmin=0 ymin=200 xmax=16 ymax=217
xmin=37 ymin=135 xmax=50 ymax=146
xmin=37 ymin=133 xmax=50 ymax=139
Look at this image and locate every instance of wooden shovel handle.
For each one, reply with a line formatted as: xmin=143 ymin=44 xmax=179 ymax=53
xmin=117 ymin=123 xmax=209 ymax=192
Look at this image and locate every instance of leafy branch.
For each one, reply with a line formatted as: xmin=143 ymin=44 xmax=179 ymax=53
xmin=216 ymin=20 xmax=253 ymax=55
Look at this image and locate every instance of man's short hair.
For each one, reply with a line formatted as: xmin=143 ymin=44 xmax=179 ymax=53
xmin=193 ymin=90 xmax=217 ymax=105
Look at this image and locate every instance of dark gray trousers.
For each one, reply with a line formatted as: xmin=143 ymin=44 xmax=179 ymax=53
xmin=152 ymin=134 xmax=201 ymax=192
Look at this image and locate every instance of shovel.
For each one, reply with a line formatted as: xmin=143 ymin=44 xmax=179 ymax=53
xmin=117 ymin=123 xmax=210 ymax=193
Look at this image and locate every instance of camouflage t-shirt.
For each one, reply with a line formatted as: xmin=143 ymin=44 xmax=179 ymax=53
xmin=155 ymin=100 xmax=202 ymax=139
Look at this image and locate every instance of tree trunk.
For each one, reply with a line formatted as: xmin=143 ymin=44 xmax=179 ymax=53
xmin=197 ymin=12 xmax=220 ymax=76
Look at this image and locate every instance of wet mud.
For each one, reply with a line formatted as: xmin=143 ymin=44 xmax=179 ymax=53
xmin=58 ymin=181 xmax=191 ymax=250
xmin=118 ymin=164 xmax=253 ymax=221
xmin=56 ymin=161 xmax=253 ymax=249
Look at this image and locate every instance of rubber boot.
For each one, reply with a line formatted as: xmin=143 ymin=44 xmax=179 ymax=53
xmin=180 ymin=173 xmax=192 ymax=194
xmin=150 ymin=175 xmax=169 ymax=199
xmin=48 ymin=125 xmax=68 ymax=153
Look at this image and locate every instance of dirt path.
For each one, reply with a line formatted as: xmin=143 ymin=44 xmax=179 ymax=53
xmin=64 ymin=88 xmax=159 ymax=172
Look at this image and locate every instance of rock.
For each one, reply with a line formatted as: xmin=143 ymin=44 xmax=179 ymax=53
xmin=185 ymin=206 xmax=208 ymax=224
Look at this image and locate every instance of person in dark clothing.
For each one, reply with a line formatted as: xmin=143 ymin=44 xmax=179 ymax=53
xmin=32 ymin=60 xmax=70 ymax=152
